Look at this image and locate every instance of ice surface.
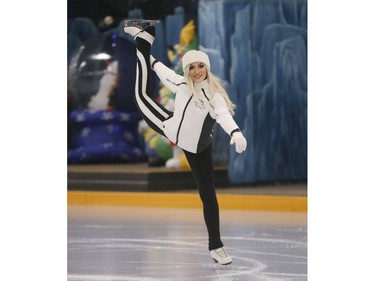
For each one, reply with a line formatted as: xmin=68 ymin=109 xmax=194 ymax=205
xmin=68 ymin=206 xmax=307 ymax=281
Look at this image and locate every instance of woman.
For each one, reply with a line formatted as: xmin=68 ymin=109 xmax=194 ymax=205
xmin=124 ymin=24 xmax=247 ymax=265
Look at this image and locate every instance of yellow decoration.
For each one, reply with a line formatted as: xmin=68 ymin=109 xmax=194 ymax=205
xmin=167 ymin=47 xmax=178 ymax=62
xmin=179 ymin=19 xmax=196 ymax=47
xmin=179 ymin=153 xmax=191 ymax=170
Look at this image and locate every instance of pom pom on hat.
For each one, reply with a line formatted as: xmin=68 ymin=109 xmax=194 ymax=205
xmin=182 ymin=50 xmax=210 ymax=72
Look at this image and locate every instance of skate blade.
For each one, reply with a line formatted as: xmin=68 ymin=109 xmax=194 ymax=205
xmin=212 ymin=258 xmax=232 ymax=266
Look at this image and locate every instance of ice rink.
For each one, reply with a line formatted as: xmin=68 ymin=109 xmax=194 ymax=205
xmin=68 ymin=205 xmax=307 ymax=281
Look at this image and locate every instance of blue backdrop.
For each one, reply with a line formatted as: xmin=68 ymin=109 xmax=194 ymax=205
xmin=198 ymin=0 xmax=307 ymax=184
xmin=68 ymin=0 xmax=307 ymax=184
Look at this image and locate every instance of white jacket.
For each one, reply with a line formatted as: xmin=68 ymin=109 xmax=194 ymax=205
xmin=153 ymin=60 xmax=241 ymax=154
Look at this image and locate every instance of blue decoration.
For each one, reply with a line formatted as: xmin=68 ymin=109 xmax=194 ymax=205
xmin=199 ymin=0 xmax=307 ymax=184
xmin=68 ymin=110 xmax=146 ymax=164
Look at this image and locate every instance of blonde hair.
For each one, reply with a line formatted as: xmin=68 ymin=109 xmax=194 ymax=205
xmin=184 ymin=67 xmax=236 ymax=115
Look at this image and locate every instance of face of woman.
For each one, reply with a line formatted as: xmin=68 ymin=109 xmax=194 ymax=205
xmin=188 ymin=62 xmax=207 ymax=83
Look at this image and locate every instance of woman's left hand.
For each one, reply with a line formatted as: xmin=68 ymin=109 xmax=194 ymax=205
xmin=230 ymin=132 xmax=247 ymax=153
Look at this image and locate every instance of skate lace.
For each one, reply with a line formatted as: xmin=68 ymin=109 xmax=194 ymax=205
xmin=215 ymin=248 xmax=228 ymax=258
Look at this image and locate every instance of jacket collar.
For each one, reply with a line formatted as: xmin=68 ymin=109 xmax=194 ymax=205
xmin=194 ymin=79 xmax=209 ymax=90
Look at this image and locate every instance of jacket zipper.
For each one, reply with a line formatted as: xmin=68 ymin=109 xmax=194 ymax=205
xmin=201 ymin=88 xmax=210 ymax=101
xmin=175 ymin=96 xmax=192 ymax=145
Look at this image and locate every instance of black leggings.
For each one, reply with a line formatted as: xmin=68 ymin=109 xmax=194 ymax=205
xmin=134 ymin=34 xmax=223 ymax=251
xmin=184 ymin=144 xmax=223 ymax=251
xmin=134 ymin=35 xmax=172 ymax=137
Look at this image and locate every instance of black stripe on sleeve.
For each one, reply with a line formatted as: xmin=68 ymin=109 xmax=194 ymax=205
xmin=151 ymin=59 xmax=159 ymax=69
xmin=230 ymin=128 xmax=241 ymax=137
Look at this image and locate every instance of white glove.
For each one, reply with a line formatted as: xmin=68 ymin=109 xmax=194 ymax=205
xmin=230 ymin=132 xmax=247 ymax=153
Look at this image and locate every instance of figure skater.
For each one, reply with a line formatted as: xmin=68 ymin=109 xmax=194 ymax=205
xmin=124 ymin=23 xmax=247 ymax=265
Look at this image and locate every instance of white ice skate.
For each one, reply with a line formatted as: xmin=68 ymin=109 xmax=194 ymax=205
xmin=210 ymin=247 xmax=232 ymax=265
xmin=123 ymin=25 xmax=143 ymax=38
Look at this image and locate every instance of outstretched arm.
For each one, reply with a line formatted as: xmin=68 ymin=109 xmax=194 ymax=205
xmin=150 ymin=55 xmax=185 ymax=94
xmin=211 ymin=95 xmax=247 ymax=153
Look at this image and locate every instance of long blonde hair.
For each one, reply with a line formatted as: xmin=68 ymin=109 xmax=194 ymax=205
xmin=184 ymin=68 xmax=236 ymax=115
